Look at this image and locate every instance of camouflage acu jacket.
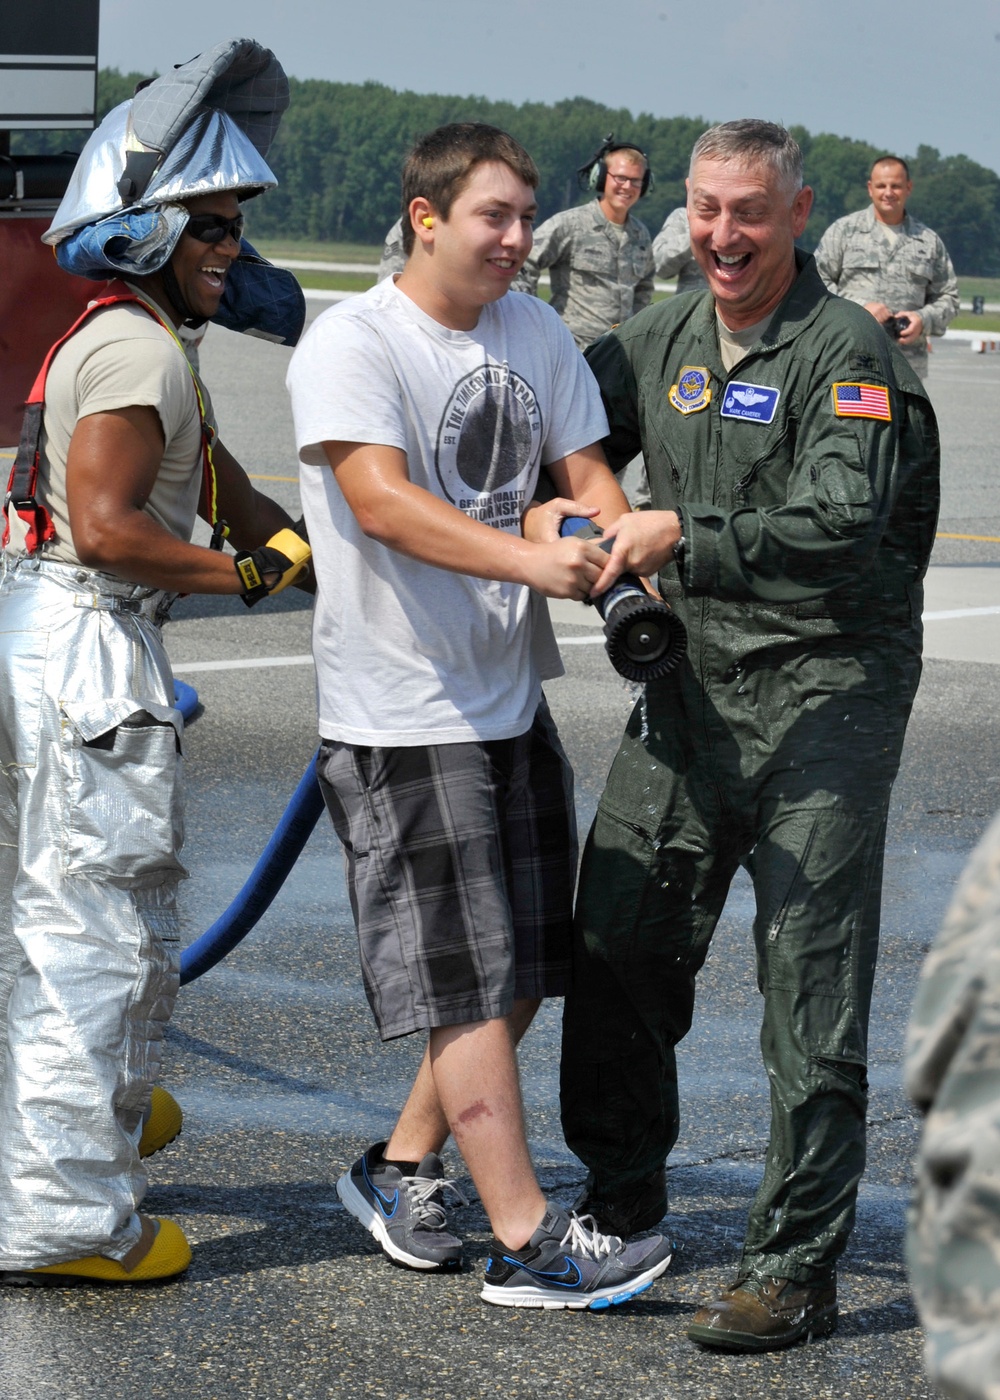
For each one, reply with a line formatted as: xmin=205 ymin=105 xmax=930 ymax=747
xmin=906 ymin=810 xmax=1000 ymax=1400
xmin=814 ymin=206 xmax=959 ymax=378
xmin=516 ymin=200 xmax=654 ymax=350
xmin=651 ymin=206 xmax=706 ymax=295
xmin=378 ymin=218 xmax=405 ymax=282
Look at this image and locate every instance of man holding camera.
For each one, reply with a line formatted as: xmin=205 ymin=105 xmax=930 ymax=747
xmin=814 ymin=156 xmax=958 ymax=380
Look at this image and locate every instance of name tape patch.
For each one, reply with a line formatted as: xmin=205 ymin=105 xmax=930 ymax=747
xmin=720 ymin=381 xmax=780 ymax=424
xmin=832 ymin=382 xmax=892 ymax=421
xmin=669 ymin=365 xmax=712 ymax=415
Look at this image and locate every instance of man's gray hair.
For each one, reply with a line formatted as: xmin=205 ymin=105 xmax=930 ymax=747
xmin=689 ymin=119 xmax=803 ymax=192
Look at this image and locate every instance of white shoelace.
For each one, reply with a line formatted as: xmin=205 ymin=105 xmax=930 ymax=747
xmin=561 ymin=1212 xmax=623 ymax=1260
xmin=401 ymin=1173 xmax=469 ymax=1230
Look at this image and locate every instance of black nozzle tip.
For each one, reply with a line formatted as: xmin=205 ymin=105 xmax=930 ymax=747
xmin=603 ymin=594 xmax=687 ymax=683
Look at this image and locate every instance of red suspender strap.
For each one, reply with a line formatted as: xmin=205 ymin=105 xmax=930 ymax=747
xmin=2 ymin=279 xmax=218 ymax=552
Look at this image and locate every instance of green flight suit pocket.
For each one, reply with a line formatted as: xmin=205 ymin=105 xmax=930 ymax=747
xmin=749 ymin=800 xmax=884 ymax=1062
xmin=577 ymin=802 xmax=664 ymax=963
xmin=731 ymin=424 xmax=795 ymax=506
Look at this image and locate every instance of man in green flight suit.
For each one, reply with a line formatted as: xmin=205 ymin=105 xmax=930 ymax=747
xmin=559 ymin=119 xmax=940 ymax=1352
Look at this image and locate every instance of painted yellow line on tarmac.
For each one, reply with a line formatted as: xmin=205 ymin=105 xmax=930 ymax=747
xmin=936 ymin=532 xmax=1000 ymax=543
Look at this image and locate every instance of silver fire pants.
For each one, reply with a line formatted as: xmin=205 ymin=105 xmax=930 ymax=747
xmin=0 ymin=556 xmax=185 ymax=1268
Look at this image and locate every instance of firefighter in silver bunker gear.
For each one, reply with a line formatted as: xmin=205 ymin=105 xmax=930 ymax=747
xmin=0 ymin=38 xmax=309 ymax=1285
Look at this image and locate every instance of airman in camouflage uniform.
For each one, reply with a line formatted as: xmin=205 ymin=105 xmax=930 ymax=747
xmin=377 ymin=217 xmax=405 ymax=282
xmin=516 ymin=146 xmax=655 ymax=350
xmin=652 ymin=205 xmax=707 ymax=295
xmin=906 ymin=811 xmax=1000 ymax=1400
xmin=814 ymin=157 xmax=959 ymax=380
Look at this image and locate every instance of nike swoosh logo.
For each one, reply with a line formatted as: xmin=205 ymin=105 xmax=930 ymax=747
xmin=361 ymin=1163 xmax=399 ymax=1218
xmin=502 ymin=1254 xmax=584 ymax=1288
xmin=374 ymin=1186 xmax=399 ymax=1217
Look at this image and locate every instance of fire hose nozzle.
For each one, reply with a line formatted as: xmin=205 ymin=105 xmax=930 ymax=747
xmin=559 ymin=516 xmax=687 ymax=683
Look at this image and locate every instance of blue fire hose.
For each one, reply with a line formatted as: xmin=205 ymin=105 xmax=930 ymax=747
xmin=171 ymin=680 xmax=325 ymax=985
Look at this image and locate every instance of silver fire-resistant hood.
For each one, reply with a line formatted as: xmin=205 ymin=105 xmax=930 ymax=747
xmin=43 ymin=37 xmax=288 ymax=256
xmin=35 ymin=39 xmax=304 ymax=345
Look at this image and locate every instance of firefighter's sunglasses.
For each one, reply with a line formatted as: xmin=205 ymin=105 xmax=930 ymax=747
xmin=184 ymin=213 xmax=245 ymax=245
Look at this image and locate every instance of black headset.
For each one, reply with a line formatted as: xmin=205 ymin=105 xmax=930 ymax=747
xmin=577 ymin=133 xmax=653 ymax=197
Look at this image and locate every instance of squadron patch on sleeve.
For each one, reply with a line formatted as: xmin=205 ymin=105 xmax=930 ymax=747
xmin=669 ymin=366 xmax=712 ymax=415
xmin=832 ymin=382 xmax=892 ymax=421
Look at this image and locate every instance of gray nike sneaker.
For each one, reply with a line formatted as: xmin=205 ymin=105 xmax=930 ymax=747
xmin=337 ymin=1142 xmax=468 ymax=1270
xmin=481 ymin=1202 xmax=672 ymax=1309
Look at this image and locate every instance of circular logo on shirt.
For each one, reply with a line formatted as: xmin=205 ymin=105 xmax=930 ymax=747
xmin=435 ymin=365 xmax=543 ymax=531
xmin=668 ymin=364 xmax=712 ymax=415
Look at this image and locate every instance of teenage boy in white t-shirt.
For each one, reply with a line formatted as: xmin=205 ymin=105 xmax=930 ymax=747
xmin=287 ymin=122 xmax=672 ymax=1309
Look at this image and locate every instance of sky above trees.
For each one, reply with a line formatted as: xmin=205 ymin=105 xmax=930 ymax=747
xmin=95 ymin=0 xmax=1000 ymax=177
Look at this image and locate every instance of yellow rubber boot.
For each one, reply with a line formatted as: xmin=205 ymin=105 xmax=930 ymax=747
xmin=4 ymin=1216 xmax=191 ymax=1285
xmin=138 ymin=1086 xmax=183 ymax=1158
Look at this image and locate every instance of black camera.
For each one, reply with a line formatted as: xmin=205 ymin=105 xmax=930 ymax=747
xmin=884 ymin=314 xmax=911 ymax=340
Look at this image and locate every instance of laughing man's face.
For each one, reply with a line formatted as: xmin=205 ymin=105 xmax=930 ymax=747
xmin=168 ymin=191 xmax=243 ymax=321
xmin=686 ymin=157 xmax=812 ymax=331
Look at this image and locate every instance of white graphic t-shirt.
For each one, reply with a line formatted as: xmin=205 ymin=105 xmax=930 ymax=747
xmin=287 ymin=279 xmax=609 ymax=745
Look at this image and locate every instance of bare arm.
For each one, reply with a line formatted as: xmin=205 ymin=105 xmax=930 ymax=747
xmin=66 ymin=406 xmax=296 ymax=593
xmin=324 ymin=439 xmax=610 ymax=601
xmin=208 ymin=438 xmax=299 ymax=549
xmin=545 ymin=441 xmax=632 ymax=531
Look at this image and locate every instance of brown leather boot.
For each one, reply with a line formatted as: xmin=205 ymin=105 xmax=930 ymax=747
xmin=687 ymin=1274 xmax=838 ymax=1352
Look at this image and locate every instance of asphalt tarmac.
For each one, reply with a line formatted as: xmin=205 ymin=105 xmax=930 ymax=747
xmin=1 ymin=323 xmax=998 ymax=1400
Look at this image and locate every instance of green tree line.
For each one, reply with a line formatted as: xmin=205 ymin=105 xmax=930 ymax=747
xmin=15 ymin=70 xmax=1000 ymax=275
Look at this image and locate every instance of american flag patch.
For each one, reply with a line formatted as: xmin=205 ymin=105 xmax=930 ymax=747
xmin=832 ymin=382 xmax=892 ymax=421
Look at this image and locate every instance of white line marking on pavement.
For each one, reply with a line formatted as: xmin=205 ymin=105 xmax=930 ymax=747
xmin=924 ymin=606 xmax=1000 ymax=621
xmin=172 ymin=654 xmax=314 ymax=673
xmin=171 ymin=607 xmax=1000 ymax=674
xmin=171 ymin=639 xmax=608 ymax=673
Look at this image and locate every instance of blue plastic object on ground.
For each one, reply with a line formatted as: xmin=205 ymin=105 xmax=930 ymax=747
xmin=169 ymin=679 xmax=325 ymax=984
xmin=173 ymin=678 xmax=199 ymax=722
xmin=179 ymin=752 xmax=325 ymax=984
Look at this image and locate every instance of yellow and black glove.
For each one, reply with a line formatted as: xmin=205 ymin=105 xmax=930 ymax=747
xmin=234 ymin=517 xmax=311 ymax=608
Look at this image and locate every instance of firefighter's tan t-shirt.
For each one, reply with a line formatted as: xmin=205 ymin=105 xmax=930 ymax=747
xmin=6 ymin=288 xmax=216 ymax=567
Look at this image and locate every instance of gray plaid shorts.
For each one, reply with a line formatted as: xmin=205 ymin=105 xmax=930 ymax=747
xmin=317 ymin=700 xmax=576 ymax=1040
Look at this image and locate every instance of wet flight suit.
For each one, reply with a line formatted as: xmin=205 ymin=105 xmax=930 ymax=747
xmin=561 ymin=250 xmax=940 ymax=1284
